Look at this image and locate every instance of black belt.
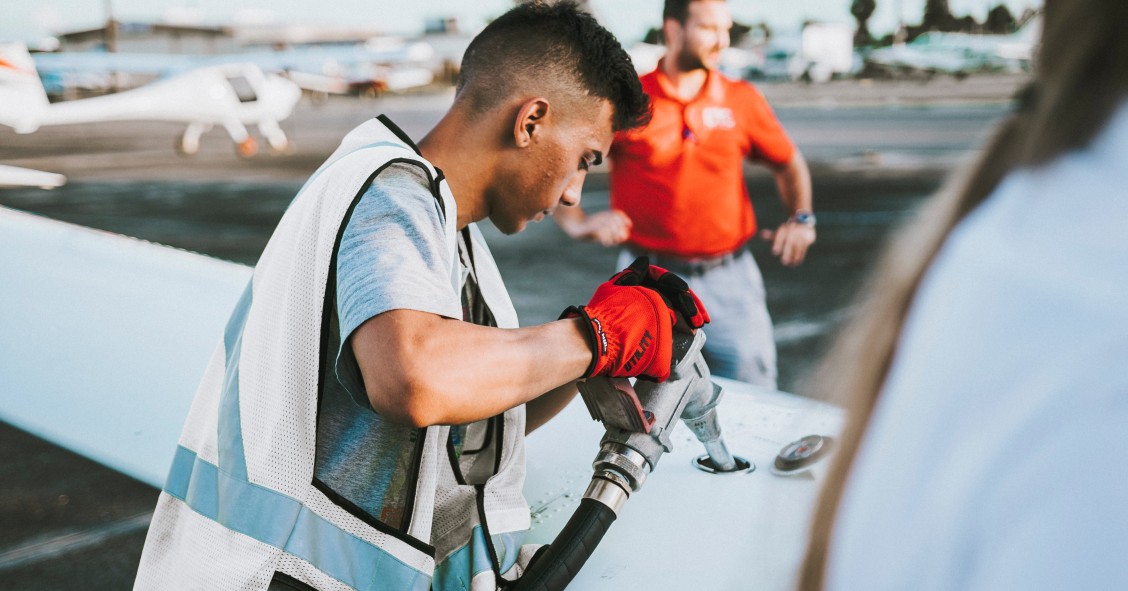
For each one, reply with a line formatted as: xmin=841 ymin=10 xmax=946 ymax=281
xmin=626 ymin=245 xmax=746 ymax=277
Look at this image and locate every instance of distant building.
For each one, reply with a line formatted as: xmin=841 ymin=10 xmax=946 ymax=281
xmin=234 ymin=25 xmax=385 ymax=50
xmin=55 ymin=21 xmax=389 ymax=54
xmin=58 ymin=22 xmax=237 ymax=54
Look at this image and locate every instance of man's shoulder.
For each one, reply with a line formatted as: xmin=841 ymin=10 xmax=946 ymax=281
xmin=712 ymin=71 xmax=765 ymax=101
xmin=358 ymin=161 xmax=443 ymax=215
xmin=331 ymin=117 xmax=437 ymax=178
xmin=639 ymin=68 xmax=663 ymax=93
xmin=371 ymin=159 xmax=433 ymax=186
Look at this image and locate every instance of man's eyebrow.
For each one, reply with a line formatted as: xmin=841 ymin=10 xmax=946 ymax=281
xmin=592 ymin=151 xmax=603 ymax=166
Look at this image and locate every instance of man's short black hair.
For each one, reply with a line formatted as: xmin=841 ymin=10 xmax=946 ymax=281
xmin=457 ymin=0 xmax=650 ymax=132
xmin=663 ymin=0 xmax=723 ymax=24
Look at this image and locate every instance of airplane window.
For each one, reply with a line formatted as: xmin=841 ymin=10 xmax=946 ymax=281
xmin=226 ymin=76 xmax=258 ymax=103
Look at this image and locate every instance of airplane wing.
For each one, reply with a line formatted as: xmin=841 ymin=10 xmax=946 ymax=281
xmin=31 ymin=40 xmax=439 ymax=98
xmin=0 ymin=164 xmax=66 ymax=189
xmin=0 ymin=208 xmax=840 ymax=588
xmin=0 ymin=206 xmax=250 ymax=487
xmin=524 ymin=379 xmax=841 ymax=589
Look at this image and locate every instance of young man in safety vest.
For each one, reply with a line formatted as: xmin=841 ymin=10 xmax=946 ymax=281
xmin=556 ymin=0 xmax=815 ymax=388
xmin=135 ymin=2 xmax=707 ymax=589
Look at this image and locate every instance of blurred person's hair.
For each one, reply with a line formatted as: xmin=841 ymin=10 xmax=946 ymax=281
xmin=798 ymin=0 xmax=1128 ymax=588
xmin=456 ymin=0 xmax=650 ymax=132
xmin=663 ymin=0 xmax=725 ymax=25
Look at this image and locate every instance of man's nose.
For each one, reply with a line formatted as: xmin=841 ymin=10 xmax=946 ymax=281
xmin=717 ymin=30 xmax=731 ymax=51
xmin=561 ymin=173 xmax=586 ymax=207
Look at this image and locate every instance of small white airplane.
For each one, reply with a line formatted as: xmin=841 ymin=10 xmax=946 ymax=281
xmin=29 ymin=37 xmax=438 ymax=100
xmin=865 ymin=15 xmax=1041 ymax=78
xmin=0 ymin=204 xmax=841 ymax=589
xmin=0 ymin=42 xmax=302 ymax=157
xmin=239 ymin=38 xmax=437 ymax=98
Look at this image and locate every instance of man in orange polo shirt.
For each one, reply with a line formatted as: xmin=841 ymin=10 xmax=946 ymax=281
xmin=556 ymin=0 xmax=814 ymax=387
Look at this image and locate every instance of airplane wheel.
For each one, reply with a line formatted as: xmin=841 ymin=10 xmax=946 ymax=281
xmin=268 ymin=140 xmax=296 ymax=156
xmin=361 ymin=85 xmax=383 ymax=100
xmin=175 ymin=132 xmax=200 ymax=157
xmin=237 ymin=137 xmax=259 ymax=159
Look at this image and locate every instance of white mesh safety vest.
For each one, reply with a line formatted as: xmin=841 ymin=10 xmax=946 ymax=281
xmin=135 ymin=116 xmax=538 ymax=591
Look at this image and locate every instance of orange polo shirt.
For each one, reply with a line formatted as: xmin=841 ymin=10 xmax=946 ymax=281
xmin=610 ymin=65 xmax=795 ymax=258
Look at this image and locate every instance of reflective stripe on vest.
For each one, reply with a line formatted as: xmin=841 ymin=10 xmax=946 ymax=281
xmin=162 ymin=281 xmax=431 ymax=591
xmin=433 ymin=526 xmax=525 ymax=589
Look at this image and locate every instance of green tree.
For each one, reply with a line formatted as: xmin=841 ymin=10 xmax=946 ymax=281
xmin=851 ymin=0 xmax=876 ymax=46
xmin=922 ymin=0 xmax=954 ymax=30
xmin=985 ymin=4 xmax=1017 ymax=33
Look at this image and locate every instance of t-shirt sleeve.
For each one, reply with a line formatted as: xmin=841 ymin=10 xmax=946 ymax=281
xmin=333 ymin=161 xmax=460 ymax=406
xmin=740 ymin=83 xmax=795 ymax=166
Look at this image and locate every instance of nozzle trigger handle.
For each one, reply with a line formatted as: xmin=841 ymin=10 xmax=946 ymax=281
xmin=577 ymin=378 xmax=655 ymax=434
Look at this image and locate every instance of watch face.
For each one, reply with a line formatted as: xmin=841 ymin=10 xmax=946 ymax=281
xmin=792 ymin=212 xmax=815 ymax=225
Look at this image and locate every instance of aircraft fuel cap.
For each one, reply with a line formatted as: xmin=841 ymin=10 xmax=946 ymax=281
xmin=772 ymin=435 xmax=834 ymax=476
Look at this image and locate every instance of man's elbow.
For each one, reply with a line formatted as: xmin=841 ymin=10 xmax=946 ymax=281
xmin=771 ymin=151 xmax=802 ymax=173
xmin=786 ymin=151 xmax=810 ymax=176
xmin=364 ymin=371 xmax=448 ymax=428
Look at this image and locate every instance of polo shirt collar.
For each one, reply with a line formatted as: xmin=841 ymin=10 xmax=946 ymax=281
xmin=653 ymin=58 xmax=725 ymax=104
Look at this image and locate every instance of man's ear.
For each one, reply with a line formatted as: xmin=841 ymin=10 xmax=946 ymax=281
xmin=514 ymin=97 xmax=550 ymax=148
xmin=662 ymin=18 xmax=681 ymax=49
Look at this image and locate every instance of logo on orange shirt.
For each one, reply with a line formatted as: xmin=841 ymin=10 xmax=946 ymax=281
xmin=702 ymin=107 xmax=735 ymax=130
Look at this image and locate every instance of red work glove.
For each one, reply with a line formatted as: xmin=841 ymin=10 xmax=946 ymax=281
xmin=562 ymin=257 xmax=709 ymax=382
xmin=619 ymin=257 xmax=710 ymax=332
xmin=562 ymin=284 xmax=673 ymax=382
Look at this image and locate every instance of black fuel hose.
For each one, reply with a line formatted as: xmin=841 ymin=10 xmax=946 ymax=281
xmin=513 ymin=497 xmax=617 ymax=590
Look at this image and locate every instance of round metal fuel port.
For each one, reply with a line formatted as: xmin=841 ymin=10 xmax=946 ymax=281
xmin=772 ymin=435 xmax=834 ymax=476
xmin=693 ymin=454 xmax=754 ymax=474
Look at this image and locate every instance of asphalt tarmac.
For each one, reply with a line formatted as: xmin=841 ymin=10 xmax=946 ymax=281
xmin=0 ymin=76 xmax=1019 ymax=588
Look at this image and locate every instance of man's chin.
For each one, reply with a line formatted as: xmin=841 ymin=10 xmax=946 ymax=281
xmin=493 ymin=219 xmax=524 ymax=236
xmin=676 ymin=53 xmax=708 ymax=72
xmin=698 ymin=50 xmax=724 ymax=71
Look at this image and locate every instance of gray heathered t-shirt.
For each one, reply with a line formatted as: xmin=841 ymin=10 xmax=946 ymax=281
xmin=314 ymin=161 xmax=461 ymax=531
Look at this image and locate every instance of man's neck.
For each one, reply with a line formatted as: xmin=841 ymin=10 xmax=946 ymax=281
xmin=661 ymin=59 xmax=709 ymax=102
xmin=417 ymin=110 xmax=490 ymax=231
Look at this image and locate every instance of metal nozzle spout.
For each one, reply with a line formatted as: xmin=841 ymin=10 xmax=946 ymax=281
xmin=683 ymin=405 xmax=738 ymax=471
xmin=700 ymin=433 xmax=738 ymax=472
xmin=679 ymin=372 xmax=742 ymax=472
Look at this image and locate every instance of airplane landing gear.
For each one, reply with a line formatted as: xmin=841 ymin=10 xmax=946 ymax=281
xmin=236 ymin=137 xmax=259 ymax=159
xmin=258 ymin=120 xmax=294 ymax=156
xmin=267 ymin=140 xmax=295 ymax=156
xmin=175 ymin=122 xmax=211 ymax=157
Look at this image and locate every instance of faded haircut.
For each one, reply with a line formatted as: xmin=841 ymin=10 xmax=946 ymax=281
xmin=664 ymin=0 xmax=725 ymax=24
xmin=456 ymin=0 xmax=650 ymax=132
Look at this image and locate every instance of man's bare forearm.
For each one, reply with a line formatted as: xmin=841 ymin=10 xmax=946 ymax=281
xmin=773 ymin=150 xmax=813 ymax=215
xmin=554 ymin=205 xmax=590 ymax=239
xmin=352 ymin=310 xmax=591 ymax=428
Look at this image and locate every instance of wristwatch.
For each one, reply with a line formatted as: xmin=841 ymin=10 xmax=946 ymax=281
xmin=789 ymin=210 xmax=816 ymax=226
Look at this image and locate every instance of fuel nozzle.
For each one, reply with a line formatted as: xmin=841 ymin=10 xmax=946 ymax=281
xmin=514 ymin=330 xmax=741 ymax=591
xmin=576 ymin=330 xmax=747 ymax=514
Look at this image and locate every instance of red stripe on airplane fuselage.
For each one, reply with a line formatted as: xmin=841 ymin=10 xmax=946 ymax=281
xmin=0 ymin=57 xmax=28 ymax=72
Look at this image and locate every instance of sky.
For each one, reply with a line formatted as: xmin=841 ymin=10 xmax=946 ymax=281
xmin=7 ymin=0 xmax=1042 ymax=47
